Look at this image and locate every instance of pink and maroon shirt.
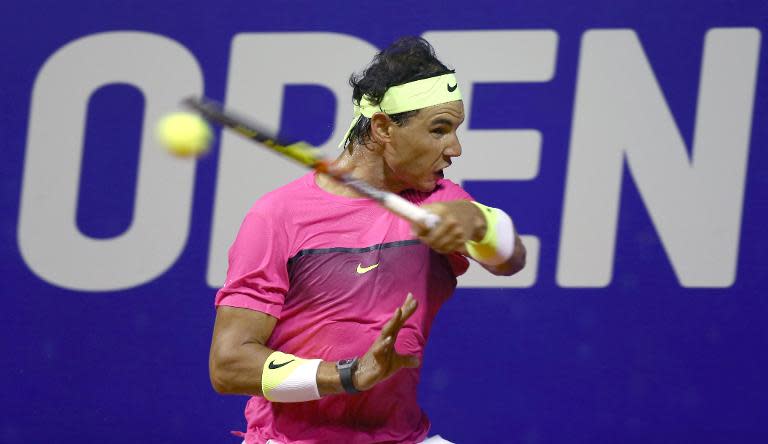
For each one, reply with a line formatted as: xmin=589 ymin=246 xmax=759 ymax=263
xmin=215 ymin=172 xmax=473 ymax=444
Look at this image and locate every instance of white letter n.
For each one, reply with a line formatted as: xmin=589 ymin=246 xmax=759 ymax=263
xmin=558 ymin=28 xmax=761 ymax=288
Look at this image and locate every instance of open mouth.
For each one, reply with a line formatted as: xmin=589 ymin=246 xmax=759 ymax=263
xmin=435 ymin=170 xmax=445 ymax=178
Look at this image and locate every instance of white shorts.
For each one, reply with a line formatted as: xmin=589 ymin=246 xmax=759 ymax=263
xmin=422 ymin=436 xmax=454 ymax=443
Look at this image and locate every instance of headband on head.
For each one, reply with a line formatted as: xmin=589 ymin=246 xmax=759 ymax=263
xmin=338 ymin=72 xmax=462 ymax=148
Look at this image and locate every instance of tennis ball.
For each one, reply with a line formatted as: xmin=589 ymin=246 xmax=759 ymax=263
xmin=156 ymin=112 xmax=212 ymax=157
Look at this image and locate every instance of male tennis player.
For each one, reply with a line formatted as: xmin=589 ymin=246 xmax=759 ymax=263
xmin=209 ymin=37 xmax=526 ymax=443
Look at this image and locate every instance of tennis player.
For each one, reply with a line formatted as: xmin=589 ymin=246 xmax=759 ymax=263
xmin=209 ymin=36 xmax=526 ymax=443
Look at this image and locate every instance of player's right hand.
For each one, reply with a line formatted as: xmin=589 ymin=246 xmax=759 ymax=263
xmin=352 ymin=293 xmax=421 ymax=392
xmin=412 ymin=200 xmax=486 ymax=254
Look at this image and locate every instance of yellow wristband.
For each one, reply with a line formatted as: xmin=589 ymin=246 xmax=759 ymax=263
xmin=261 ymin=351 xmax=321 ymax=402
xmin=465 ymin=201 xmax=515 ymax=266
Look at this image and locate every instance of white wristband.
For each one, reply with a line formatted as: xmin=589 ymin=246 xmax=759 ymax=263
xmin=465 ymin=202 xmax=516 ymax=266
xmin=262 ymin=351 xmax=321 ymax=403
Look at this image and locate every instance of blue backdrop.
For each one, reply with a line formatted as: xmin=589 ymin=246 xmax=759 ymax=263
xmin=1 ymin=1 xmax=766 ymax=443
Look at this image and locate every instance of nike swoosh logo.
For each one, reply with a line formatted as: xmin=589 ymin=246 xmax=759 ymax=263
xmin=447 ymin=83 xmax=458 ymax=92
xmin=356 ymin=263 xmax=380 ymax=274
xmin=268 ymin=359 xmax=295 ymax=369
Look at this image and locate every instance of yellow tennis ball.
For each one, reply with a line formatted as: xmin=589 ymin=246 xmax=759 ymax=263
xmin=156 ymin=112 xmax=212 ymax=157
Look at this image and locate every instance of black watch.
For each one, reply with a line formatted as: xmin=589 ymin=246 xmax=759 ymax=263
xmin=336 ymin=357 xmax=360 ymax=394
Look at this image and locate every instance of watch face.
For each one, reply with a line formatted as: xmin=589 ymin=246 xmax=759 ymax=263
xmin=338 ymin=359 xmax=354 ymax=367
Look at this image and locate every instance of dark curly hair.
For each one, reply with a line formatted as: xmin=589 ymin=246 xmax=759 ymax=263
xmin=343 ymin=36 xmax=453 ymax=149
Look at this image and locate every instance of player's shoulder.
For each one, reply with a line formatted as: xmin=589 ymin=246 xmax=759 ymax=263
xmin=248 ymin=173 xmax=313 ymax=215
xmin=436 ymin=178 xmax=465 ymax=192
xmin=401 ymin=178 xmax=473 ymax=205
xmin=429 ymin=178 xmax=474 ymax=202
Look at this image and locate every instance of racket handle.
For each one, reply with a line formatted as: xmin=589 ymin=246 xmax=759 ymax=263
xmin=381 ymin=193 xmax=441 ymax=229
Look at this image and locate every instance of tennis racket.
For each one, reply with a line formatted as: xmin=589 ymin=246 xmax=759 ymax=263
xmin=183 ymin=97 xmax=440 ymax=229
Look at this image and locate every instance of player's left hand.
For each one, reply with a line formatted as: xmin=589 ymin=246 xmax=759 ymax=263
xmin=412 ymin=200 xmax=485 ymax=254
xmin=353 ymin=293 xmax=421 ymax=392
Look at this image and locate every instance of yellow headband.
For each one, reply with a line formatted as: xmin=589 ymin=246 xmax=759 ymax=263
xmin=339 ymin=72 xmax=462 ymax=148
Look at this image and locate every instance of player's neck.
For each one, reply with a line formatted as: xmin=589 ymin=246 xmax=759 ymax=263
xmin=316 ymin=144 xmax=406 ymax=197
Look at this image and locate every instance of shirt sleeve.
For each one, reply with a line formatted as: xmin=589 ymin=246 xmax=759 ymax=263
xmin=214 ymin=208 xmax=290 ymax=319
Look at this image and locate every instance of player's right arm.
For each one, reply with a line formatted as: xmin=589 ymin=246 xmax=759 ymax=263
xmin=209 ymin=294 xmax=419 ymax=398
xmin=209 ymin=305 xmax=277 ymax=396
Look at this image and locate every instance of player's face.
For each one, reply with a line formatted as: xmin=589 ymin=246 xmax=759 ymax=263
xmin=385 ymin=100 xmax=465 ymax=193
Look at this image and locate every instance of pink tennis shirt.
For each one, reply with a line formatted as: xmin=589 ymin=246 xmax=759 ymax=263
xmin=215 ymin=172 xmax=473 ymax=444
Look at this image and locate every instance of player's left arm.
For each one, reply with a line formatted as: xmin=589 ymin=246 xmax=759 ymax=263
xmin=413 ymin=200 xmax=526 ymax=276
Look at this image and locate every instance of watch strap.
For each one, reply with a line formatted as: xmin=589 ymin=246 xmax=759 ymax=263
xmin=337 ymin=358 xmax=360 ymax=394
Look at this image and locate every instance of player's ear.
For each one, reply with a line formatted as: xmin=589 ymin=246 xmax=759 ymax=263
xmin=369 ymin=112 xmax=393 ymax=147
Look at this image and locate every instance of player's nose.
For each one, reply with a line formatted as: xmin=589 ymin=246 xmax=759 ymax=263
xmin=444 ymin=135 xmax=462 ymax=158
